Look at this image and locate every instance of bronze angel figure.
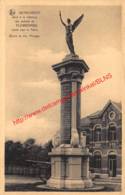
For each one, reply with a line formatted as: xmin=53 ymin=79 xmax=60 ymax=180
xmin=59 ymin=11 xmax=84 ymax=55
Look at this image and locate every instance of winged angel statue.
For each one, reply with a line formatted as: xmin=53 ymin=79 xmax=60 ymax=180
xmin=59 ymin=11 xmax=84 ymax=55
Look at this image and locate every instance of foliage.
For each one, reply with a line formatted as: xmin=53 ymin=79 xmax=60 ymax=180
xmin=5 ymin=138 xmax=53 ymax=166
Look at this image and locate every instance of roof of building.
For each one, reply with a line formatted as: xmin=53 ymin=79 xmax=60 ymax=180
xmin=111 ymin=101 xmax=122 ymax=110
xmin=80 ymin=100 xmax=121 ymax=127
xmin=81 ymin=117 xmax=91 ymax=127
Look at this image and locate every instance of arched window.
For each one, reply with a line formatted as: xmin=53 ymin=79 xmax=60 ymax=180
xmin=94 ymin=125 xmax=102 ymax=141
xmin=108 ymin=123 xmax=116 ymax=141
xmin=93 ymin=151 xmax=101 ymax=169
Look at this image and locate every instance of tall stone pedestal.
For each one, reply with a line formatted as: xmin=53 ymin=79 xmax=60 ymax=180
xmin=47 ymin=55 xmax=92 ymax=189
xmin=47 ymin=145 xmax=93 ymax=189
xmin=51 ymin=55 xmax=89 ymax=145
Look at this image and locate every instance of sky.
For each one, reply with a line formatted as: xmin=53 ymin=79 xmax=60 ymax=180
xmin=5 ymin=5 xmax=122 ymax=144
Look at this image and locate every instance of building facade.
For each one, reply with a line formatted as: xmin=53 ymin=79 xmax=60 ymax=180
xmin=80 ymin=100 xmax=122 ymax=178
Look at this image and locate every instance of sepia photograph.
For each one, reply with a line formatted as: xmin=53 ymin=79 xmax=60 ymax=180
xmin=1 ymin=0 xmax=123 ymax=192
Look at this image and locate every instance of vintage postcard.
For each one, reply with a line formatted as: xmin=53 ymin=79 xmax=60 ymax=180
xmin=0 ymin=0 xmax=125 ymax=194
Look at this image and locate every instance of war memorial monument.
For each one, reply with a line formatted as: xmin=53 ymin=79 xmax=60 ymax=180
xmin=47 ymin=12 xmax=93 ymax=189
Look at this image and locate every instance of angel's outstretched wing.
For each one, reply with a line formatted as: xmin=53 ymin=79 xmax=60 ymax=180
xmin=72 ymin=14 xmax=84 ymax=32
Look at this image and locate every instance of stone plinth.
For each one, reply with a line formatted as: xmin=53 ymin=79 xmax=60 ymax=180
xmin=47 ymin=145 xmax=93 ymax=189
xmin=52 ymin=56 xmax=89 ymax=145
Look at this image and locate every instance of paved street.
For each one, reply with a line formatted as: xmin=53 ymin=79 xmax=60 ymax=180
xmin=5 ymin=175 xmax=121 ymax=191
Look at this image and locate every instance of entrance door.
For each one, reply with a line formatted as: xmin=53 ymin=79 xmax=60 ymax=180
xmin=108 ymin=155 xmax=116 ymax=177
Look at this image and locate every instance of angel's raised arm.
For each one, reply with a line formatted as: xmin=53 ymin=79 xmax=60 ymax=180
xmin=59 ymin=11 xmax=66 ymax=27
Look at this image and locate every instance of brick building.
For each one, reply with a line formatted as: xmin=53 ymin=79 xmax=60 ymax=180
xmin=81 ymin=100 xmax=122 ymax=178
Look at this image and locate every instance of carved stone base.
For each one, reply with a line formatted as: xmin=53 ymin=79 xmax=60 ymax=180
xmin=47 ymin=178 xmax=93 ymax=189
xmin=47 ymin=146 xmax=93 ymax=189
